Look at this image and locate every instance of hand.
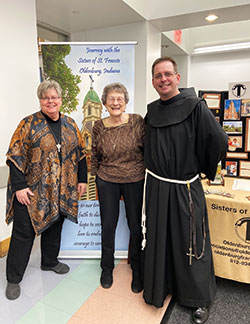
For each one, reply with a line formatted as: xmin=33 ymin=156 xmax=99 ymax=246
xmin=16 ymin=188 xmax=34 ymax=205
xmin=78 ymin=183 xmax=87 ymax=199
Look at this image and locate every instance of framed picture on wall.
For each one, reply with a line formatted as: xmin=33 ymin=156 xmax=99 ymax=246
xmin=202 ymin=93 xmax=221 ymax=109
xmin=228 ymin=136 xmax=242 ymax=151
xmin=239 ymin=161 xmax=250 ymax=178
xmin=226 ymin=161 xmax=237 ymax=176
xmin=224 ymin=99 xmax=241 ymax=120
xmin=241 ymin=99 xmax=250 ymax=117
xmin=223 ymin=121 xmax=242 ymax=134
xmin=245 ymin=118 xmax=250 ymax=152
xmin=226 ymin=152 xmax=248 ymax=159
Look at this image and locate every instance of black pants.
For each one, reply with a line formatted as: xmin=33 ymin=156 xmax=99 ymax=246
xmin=6 ymin=197 xmax=64 ymax=284
xmin=96 ymin=176 xmax=144 ymax=273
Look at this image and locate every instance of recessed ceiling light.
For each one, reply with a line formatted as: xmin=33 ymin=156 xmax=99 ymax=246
xmin=72 ymin=10 xmax=80 ymax=15
xmin=205 ymin=14 xmax=219 ymax=22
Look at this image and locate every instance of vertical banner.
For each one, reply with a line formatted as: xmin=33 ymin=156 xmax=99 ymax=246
xmin=60 ymin=201 xmax=129 ymax=258
xmin=40 ymin=42 xmax=136 ymax=258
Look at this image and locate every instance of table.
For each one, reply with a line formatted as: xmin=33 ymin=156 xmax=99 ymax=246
xmin=202 ymin=177 xmax=250 ymax=284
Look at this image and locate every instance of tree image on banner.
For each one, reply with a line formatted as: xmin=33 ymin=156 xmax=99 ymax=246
xmin=41 ymin=45 xmax=81 ymax=114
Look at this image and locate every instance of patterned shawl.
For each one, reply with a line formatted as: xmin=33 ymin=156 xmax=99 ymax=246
xmin=6 ymin=111 xmax=86 ymax=234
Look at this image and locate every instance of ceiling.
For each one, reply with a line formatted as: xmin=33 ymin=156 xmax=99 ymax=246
xmin=36 ymin=0 xmax=145 ymax=34
xmin=150 ymin=4 xmax=250 ymax=32
xmin=36 ymin=0 xmax=250 ymax=55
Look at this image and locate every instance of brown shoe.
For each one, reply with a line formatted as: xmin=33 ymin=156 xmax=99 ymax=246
xmin=192 ymin=307 xmax=209 ymax=324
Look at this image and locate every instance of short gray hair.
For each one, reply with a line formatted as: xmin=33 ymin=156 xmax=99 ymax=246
xmin=37 ymin=80 xmax=62 ymax=99
xmin=101 ymin=82 xmax=129 ymax=105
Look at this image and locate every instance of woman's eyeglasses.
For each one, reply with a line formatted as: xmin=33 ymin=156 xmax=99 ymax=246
xmin=107 ymin=97 xmax=125 ymax=103
xmin=41 ymin=96 xmax=60 ymax=101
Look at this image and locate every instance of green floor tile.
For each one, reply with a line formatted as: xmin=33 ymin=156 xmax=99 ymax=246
xmin=16 ymin=302 xmax=71 ymax=324
xmin=41 ymin=277 xmax=97 ymax=315
xmin=15 ymin=259 xmax=121 ymax=323
xmin=67 ymin=260 xmax=100 ymax=285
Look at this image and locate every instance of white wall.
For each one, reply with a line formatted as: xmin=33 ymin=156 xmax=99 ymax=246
xmin=145 ymin=22 xmax=161 ymax=104
xmin=0 ymin=0 xmax=40 ymax=241
xmin=163 ymin=29 xmax=191 ymax=54
xmin=188 ymin=50 xmax=250 ymax=94
xmin=174 ymin=55 xmax=189 ymax=88
xmin=71 ymin=21 xmax=161 ymax=117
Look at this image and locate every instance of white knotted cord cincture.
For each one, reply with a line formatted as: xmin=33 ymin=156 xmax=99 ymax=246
xmin=141 ymin=169 xmax=199 ymax=250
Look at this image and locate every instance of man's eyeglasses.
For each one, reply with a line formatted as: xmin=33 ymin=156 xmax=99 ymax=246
xmin=154 ymin=71 xmax=177 ymax=80
xmin=107 ymin=97 xmax=125 ymax=103
xmin=41 ymin=96 xmax=60 ymax=101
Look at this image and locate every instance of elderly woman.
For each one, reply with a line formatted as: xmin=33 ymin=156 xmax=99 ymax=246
xmin=91 ymin=82 xmax=145 ymax=292
xmin=5 ymin=80 xmax=87 ymax=300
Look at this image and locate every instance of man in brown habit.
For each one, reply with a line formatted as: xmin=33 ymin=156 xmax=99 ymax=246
xmin=142 ymin=57 xmax=228 ymax=324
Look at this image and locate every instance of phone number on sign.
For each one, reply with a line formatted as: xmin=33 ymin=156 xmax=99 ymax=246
xmin=230 ymin=259 xmax=250 ymax=266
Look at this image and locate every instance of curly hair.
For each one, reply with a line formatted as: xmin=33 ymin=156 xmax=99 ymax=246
xmin=101 ymin=82 xmax=129 ymax=105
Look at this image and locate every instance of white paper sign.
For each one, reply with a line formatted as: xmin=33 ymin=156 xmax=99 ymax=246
xmin=229 ymin=81 xmax=250 ymax=99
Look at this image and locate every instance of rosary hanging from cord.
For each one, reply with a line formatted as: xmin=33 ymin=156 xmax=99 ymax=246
xmin=186 ymin=180 xmax=206 ymax=265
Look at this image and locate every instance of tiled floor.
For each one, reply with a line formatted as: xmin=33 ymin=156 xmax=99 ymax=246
xmin=2 ymin=237 xmax=250 ymax=324
xmin=68 ymin=261 xmax=170 ymax=324
xmin=0 ymin=238 xmax=169 ymax=324
xmin=0 ymin=238 xmax=95 ymax=324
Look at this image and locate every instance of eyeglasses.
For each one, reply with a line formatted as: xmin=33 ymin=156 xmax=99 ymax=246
xmin=154 ymin=71 xmax=177 ymax=80
xmin=107 ymin=97 xmax=125 ymax=103
xmin=41 ymin=96 xmax=60 ymax=101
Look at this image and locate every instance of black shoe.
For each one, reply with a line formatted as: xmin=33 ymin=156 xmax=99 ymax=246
xmin=131 ymin=272 xmax=143 ymax=293
xmin=41 ymin=262 xmax=70 ymax=274
xmin=5 ymin=282 xmax=20 ymax=300
xmin=100 ymin=270 xmax=113 ymax=288
xmin=192 ymin=307 xmax=209 ymax=324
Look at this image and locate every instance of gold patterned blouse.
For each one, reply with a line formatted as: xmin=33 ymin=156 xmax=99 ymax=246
xmin=91 ymin=114 xmax=145 ymax=183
